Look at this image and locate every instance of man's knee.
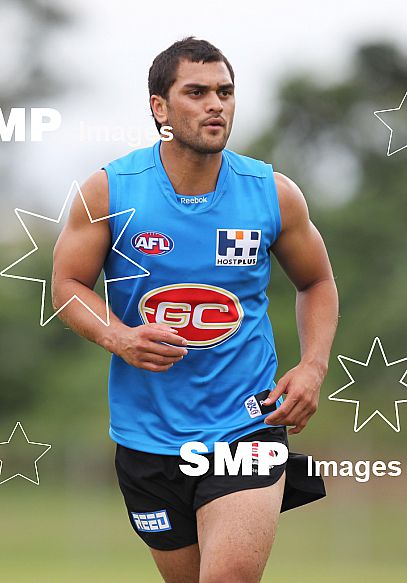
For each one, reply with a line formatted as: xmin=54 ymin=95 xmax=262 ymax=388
xmin=199 ymin=564 xmax=261 ymax=583
xmin=200 ymin=576 xmax=260 ymax=583
xmin=150 ymin=543 xmax=200 ymax=583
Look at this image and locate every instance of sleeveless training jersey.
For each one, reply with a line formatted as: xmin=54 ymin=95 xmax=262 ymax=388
xmin=103 ymin=140 xmax=284 ymax=454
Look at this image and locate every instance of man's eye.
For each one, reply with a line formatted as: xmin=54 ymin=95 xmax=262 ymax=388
xmin=220 ymin=90 xmax=232 ymax=96
xmin=191 ymin=90 xmax=202 ymax=96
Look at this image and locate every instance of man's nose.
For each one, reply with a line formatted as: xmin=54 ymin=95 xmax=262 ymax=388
xmin=205 ymin=92 xmax=223 ymax=113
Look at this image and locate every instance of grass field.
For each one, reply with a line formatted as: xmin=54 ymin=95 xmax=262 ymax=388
xmin=0 ymin=477 xmax=405 ymax=583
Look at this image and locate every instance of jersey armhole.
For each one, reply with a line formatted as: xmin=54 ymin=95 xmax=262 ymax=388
xmin=264 ymin=163 xmax=282 ymax=245
xmin=101 ymin=163 xmax=119 ymax=241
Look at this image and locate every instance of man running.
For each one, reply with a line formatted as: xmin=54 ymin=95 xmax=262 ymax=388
xmin=52 ymin=37 xmax=338 ymax=583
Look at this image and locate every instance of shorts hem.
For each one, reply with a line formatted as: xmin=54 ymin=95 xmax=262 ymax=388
xmin=145 ymin=539 xmax=199 ymax=551
xmin=193 ymin=466 xmax=286 ymax=512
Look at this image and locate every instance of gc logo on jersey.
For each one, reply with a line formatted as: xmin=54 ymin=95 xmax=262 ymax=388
xmin=216 ymin=229 xmax=261 ymax=266
xmin=139 ymin=283 xmax=244 ymax=348
xmin=131 ymin=231 xmax=174 ymax=255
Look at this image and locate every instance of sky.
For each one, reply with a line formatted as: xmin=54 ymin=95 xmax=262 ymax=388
xmin=1 ymin=0 xmax=407 ymax=216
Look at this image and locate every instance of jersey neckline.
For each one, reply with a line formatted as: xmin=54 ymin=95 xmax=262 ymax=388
xmin=152 ymin=140 xmax=230 ymax=215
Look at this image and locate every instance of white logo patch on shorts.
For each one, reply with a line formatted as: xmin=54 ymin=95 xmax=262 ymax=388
xmin=131 ymin=509 xmax=172 ymax=532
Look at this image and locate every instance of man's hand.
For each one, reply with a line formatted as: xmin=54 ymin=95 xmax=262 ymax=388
xmin=111 ymin=323 xmax=188 ymax=373
xmin=262 ymin=361 xmax=326 ymax=434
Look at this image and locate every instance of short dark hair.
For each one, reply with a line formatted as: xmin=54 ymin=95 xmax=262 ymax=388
xmin=148 ymin=36 xmax=235 ymax=132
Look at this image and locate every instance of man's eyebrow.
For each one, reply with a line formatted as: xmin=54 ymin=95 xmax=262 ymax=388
xmin=182 ymin=83 xmax=235 ymax=90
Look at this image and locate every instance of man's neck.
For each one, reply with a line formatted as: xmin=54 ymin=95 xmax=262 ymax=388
xmin=159 ymin=140 xmax=223 ymax=196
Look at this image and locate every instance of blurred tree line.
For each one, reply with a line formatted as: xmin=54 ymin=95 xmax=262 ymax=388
xmin=1 ymin=21 xmax=407 ymax=484
xmin=0 ymin=0 xmax=71 ymax=206
xmin=246 ymin=42 xmax=407 ymax=452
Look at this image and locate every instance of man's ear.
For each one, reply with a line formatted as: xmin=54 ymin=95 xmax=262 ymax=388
xmin=150 ymin=95 xmax=168 ymax=126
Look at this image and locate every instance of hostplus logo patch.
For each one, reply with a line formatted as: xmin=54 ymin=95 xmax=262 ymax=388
xmin=216 ymin=229 xmax=261 ymax=266
xmin=131 ymin=510 xmax=172 ymax=532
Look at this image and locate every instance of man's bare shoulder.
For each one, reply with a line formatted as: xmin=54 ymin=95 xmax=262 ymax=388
xmin=64 ymin=170 xmax=110 ymax=233
xmin=78 ymin=170 xmax=109 ymax=219
xmin=273 ymin=171 xmax=309 ymax=231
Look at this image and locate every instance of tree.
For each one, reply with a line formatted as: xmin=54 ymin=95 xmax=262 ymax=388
xmin=247 ymin=42 xmax=407 ymax=443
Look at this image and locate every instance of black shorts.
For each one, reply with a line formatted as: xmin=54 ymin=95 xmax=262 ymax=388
xmin=114 ymin=426 xmax=325 ymax=551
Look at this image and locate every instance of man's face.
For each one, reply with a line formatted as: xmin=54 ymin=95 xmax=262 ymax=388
xmin=164 ymin=59 xmax=235 ymax=154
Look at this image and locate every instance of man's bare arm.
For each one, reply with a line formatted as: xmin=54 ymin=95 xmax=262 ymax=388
xmin=263 ymin=172 xmax=339 ymax=434
xmin=52 ymin=170 xmax=188 ymax=372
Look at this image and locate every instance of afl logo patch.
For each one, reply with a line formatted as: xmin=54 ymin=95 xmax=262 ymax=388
xmin=131 ymin=231 xmax=174 ymax=255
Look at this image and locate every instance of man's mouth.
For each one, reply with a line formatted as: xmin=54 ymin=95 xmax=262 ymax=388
xmin=202 ymin=118 xmax=225 ymax=129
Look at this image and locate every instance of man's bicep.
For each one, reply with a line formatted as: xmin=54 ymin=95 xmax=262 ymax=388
xmin=53 ymin=175 xmax=111 ymax=289
xmin=271 ymin=173 xmax=333 ymax=291
xmin=272 ymin=220 xmax=332 ymax=291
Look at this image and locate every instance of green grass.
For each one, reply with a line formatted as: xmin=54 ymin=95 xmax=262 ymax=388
xmin=0 ymin=479 xmax=405 ymax=582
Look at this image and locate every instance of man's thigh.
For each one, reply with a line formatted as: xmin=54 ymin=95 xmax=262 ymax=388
xmin=150 ymin=543 xmax=200 ymax=583
xmin=197 ymin=473 xmax=286 ymax=583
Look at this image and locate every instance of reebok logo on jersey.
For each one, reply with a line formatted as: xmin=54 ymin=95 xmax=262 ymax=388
xmin=179 ymin=196 xmax=208 ymax=204
xmin=131 ymin=510 xmax=172 ymax=532
xmin=216 ymin=229 xmax=261 ymax=266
